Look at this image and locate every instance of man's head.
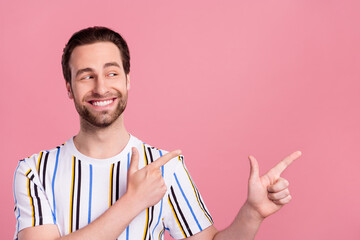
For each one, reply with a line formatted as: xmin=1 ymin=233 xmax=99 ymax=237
xmin=62 ymin=26 xmax=130 ymax=85
xmin=62 ymin=27 xmax=130 ymax=128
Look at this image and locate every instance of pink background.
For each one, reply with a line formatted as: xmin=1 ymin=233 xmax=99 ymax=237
xmin=1 ymin=0 xmax=359 ymax=239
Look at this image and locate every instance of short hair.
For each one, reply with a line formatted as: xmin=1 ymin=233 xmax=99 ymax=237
xmin=61 ymin=26 xmax=130 ymax=84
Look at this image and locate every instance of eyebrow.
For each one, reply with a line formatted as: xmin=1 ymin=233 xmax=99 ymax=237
xmin=75 ymin=62 xmax=121 ymax=78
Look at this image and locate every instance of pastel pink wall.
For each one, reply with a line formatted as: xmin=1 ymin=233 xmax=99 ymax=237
xmin=1 ymin=0 xmax=359 ymax=239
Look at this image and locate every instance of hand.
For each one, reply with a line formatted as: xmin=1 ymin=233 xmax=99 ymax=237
xmin=246 ymin=151 xmax=302 ymax=220
xmin=126 ymin=147 xmax=181 ymax=210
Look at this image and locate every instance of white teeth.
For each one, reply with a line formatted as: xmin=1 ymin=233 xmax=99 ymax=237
xmin=92 ymin=100 xmax=113 ymax=106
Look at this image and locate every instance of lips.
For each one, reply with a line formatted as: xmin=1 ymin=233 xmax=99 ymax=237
xmin=88 ymin=98 xmax=117 ymax=107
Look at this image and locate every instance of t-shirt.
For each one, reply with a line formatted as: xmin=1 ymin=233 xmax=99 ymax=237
xmin=13 ymin=135 xmax=213 ymax=239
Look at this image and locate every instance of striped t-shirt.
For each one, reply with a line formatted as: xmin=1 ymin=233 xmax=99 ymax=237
xmin=13 ymin=135 xmax=213 ymax=239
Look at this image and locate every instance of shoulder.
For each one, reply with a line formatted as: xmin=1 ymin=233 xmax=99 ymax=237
xmin=14 ymin=142 xmax=67 ymax=177
xmin=132 ymin=135 xmax=182 ymax=164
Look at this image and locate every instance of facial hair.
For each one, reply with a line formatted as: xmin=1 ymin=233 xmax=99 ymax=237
xmin=74 ymin=90 xmax=128 ymax=128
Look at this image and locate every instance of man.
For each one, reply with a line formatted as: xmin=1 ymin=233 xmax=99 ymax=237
xmin=13 ymin=26 xmax=301 ymax=240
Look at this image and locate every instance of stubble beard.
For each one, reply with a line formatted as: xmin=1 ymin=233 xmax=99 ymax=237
xmin=74 ymin=91 xmax=128 ymax=128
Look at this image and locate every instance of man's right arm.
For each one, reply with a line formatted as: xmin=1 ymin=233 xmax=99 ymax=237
xmin=18 ymin=148 xmax=181 ymax=240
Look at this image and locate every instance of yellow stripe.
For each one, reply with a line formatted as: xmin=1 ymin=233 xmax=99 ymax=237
xmin=180 ymin=156 xmax=213 ymax=224
xmin=168 ymin=196 xmax=186 ymax=238
xmin=158 ymin=227 xmax=164 ymax=240
xmin=143 ymin=144 xmax=148 ymax=166
xmin=69 ymin=156 xmax=75 ymax=233
xmin=36 ymin=152 xmax=43 ymax=173
xmin=109 ymin=164 xmax=114 ymax=207
xmin=143 ymin=208 xmax=149 ymax=239
xmin=27 ymin=176 xmax=35 ymax=226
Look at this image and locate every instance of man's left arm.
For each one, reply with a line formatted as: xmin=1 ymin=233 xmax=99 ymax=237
xmin=185 ymin=151 xmax=302 ymax=240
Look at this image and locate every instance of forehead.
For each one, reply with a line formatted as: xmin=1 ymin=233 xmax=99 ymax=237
xmin=69 ymin=41 xmax=123 ymax=70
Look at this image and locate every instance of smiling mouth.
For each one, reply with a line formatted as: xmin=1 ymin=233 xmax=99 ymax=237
xmin=89 ymin=98 xmax=115 ymax=106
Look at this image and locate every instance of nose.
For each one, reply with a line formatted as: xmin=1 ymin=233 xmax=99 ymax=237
xmin=93 ymin=75 xmax=108 ymax=96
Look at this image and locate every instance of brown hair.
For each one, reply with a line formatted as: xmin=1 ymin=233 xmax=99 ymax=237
xmin=61 ymin=26 xmax=130 ymax=84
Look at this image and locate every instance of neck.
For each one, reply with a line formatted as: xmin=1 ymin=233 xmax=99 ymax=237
xmin=73 ymin=115 xmax=130 ymax=159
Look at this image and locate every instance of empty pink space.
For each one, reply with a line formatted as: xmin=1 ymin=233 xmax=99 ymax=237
xmin=1 ymin=0 xmax=359 ymax=239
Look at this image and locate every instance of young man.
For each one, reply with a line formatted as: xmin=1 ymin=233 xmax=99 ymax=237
xmin=13 ymin=26 xmax=301 ymax=240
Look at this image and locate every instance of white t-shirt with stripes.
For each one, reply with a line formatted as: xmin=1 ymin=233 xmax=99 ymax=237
xmin=13 ymin=135 xmax=213 ymax=239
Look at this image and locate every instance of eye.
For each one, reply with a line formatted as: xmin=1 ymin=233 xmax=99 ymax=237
xmin=81 ymin=75 xmax=94 ymax=80
xmin=108 ymin=72 xmax=118 ymax=77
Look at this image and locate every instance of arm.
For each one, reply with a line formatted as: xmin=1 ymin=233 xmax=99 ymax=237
xmin=184 ymin=151 xmax=302 ymax=240
xmin=18 ymin=148 xmax=181 ymax=240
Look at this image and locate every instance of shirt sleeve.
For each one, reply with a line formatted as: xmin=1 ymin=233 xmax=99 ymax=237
xmin=13 ymin=156 xmax=55 ymax=239
xmin=164 ymin=155 xmax=213 ymax=239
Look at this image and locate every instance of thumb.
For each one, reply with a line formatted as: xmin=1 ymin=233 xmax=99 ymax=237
xmin=128 ymin=147 xmax=139 ymax=175
xmin=248 ymin=155 xmax=260 ymax=180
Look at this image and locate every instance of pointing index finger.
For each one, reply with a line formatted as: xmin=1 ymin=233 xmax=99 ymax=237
xmin=269 ymin=151 xmax=302 ymax=177
xmin=151 ymin=150 xmax=182 ymax=168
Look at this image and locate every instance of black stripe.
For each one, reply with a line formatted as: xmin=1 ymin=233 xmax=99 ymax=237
xmin=34 ymin=183 xmax=43 ymax=225
xmin=170 ymin=186 xmax=192 ymax=236
xmin=168 ymin=195 xmax=187 ymax=237
xmin=42 ymin=152 xmax=49 ymax=191
xmin=147 ymin=147 xmax=154 ymax=163
xmin=147 ymin=206 xmax=155 ymax=240
xmin=28 ymin=174 xmax=36 ymax=226
xmin=142 ymin=145 xmax=150 ymax=240
xmin=75 ymin=160 xmax=82 ymax=230
xmin=116 ymin=162 xmax=121 ymax=201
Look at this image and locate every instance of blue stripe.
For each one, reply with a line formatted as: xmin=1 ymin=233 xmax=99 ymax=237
xmin=126 ymin=152 xmax=130 ymax=240
xmin=127 ymin=152 xmax=130 ymax=170
xmin=151 ymin=150 xmax=164 ymax=239
xmin=13 ymin=161 xmax=22 ymax=232
xmin=88 ymin=164 xmax=93 ymax=224
xmin=173 ymin=173 xmax=202 ymax=231
xmin=51 ymin=148 xmax=60 ymax=223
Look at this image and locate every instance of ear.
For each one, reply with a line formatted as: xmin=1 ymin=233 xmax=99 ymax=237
xmin=66 ymin=82 xmax=74 ymax=99
xmin=126 ymin=74 xmax=131 ymax=90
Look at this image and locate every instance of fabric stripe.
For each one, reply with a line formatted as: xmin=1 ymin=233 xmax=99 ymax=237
xmin=116 ymin=162 xmax=121 ymax=201
xmin=167 ymin=195 xmax=186 ymax=238
xmin=33 ymin=182 xmax=43 ymax=225
xmin=151 ymin=150 xmax=164 ymax=239
xmin=147 ymin=206 xmax=154 ymax=240
xmin=147 ymin=147 xmax=154 ymax=163
xmin=88 ymin=164 xmax=93 ymax=224
xmin=170 ymin=186 xmax=192 ymax=236
xmin=26 ymin=170 xmax=36 ymax=226
xmin=109 ymin=163 xmax=114 ymax=207
xmin=158 ymin=227 xmax=165 ymax=240
xmin=180 ymin=156 xmax=213 ymax=224
xmin=75 ymin=160 xmax=82 ymax=230
xmin=173 ymin=173 xmax=202 ymax=231
xmin=36 ymin=152 xmax=43 ymax=174
xmin=26 ymin=169 xmax=35 ymax=226
xmin=69 ymin=156 xmax=76 ymax=233
xmin=126 ymin=152 xmax=130 ymax=240
xmin=126 ymin=225 xmax=129 ymax=240
xmin=51 ymin=147 xmax=61 ymax=223
xmin=143 ymin=144 xmax=149 ymax=240
xmin=42 ymin=152 xmax=49 ymax=191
